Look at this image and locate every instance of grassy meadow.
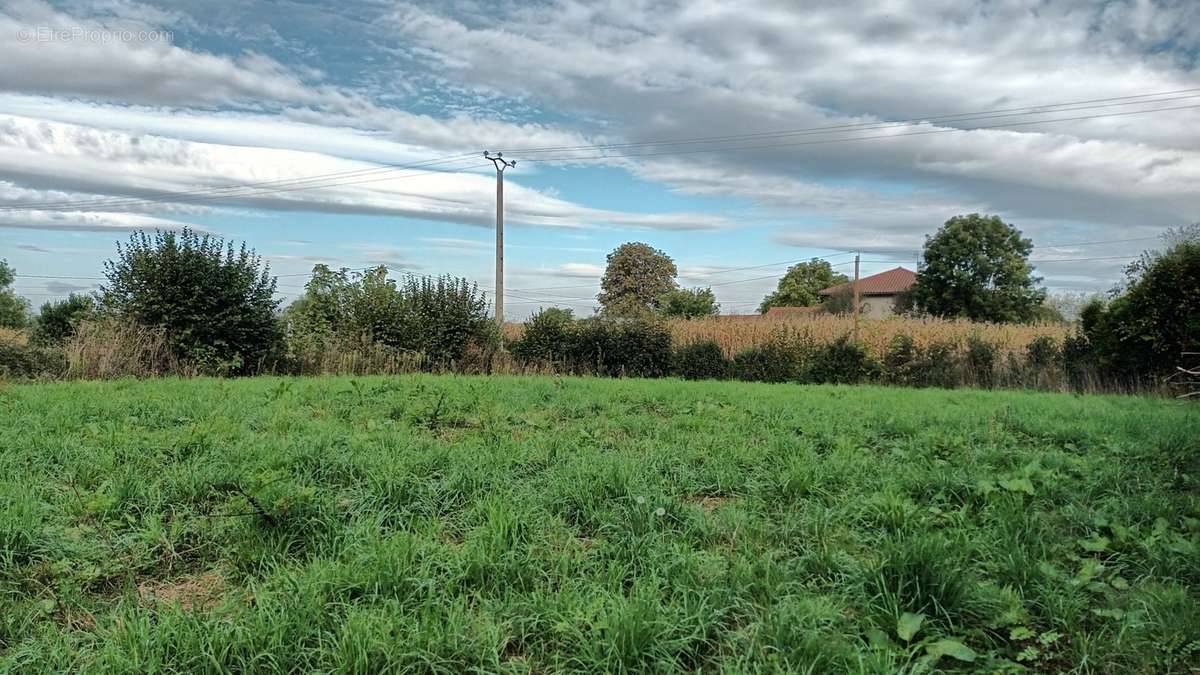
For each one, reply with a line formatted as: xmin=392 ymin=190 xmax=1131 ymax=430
xmin=0 ymin=376 xmax=1197 ymax=673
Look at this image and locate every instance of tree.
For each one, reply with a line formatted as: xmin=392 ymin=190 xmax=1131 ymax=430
xmin=910 ymin=214 xmax=1046 ymax=323
xmin=598 ymin=242 xmax=678 ymax=316
xmin=32 ymin=293 xmax=95 ymax=345
xmin=1074 ymin=234 xmax=1199 ymax=379
xmin=758 ymin=259 xmax=848 ymax=313
xmin=0 ymin=259 xmax=29 ymax=329
xmin=659 ymin=287 xmax=719 ymax=318
xmin=101 ymin=228 xmax=281 ymax=374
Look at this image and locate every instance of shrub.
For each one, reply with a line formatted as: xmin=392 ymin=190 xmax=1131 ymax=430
xmin=883 ymin=334 xmax=919 ymax=385
xmin=565 ymin=318 xmax=672 ymax=377
xmin=0 ymin=339 xmax=66 ymax=380
xmin=0 ymin=259 xmax=29 ymax=329
xmin=32 ymin=294 xmax=95 ymax=345
xmin=965 ymin=334 xmax=998 ymax=388
xmin=732 ymin=332 xmax=809 ymax=383
xmin=510 ymin=308 xmax=575 ymax=364
xmin=1071 ymin=238 xmax=1200 ymax=380
xmin=393 ymin=274 xmax=497 ymax=365
xmin=101 ymin=228 xmax=281 ymax=375
xmin=603 ymin=319 xmax=673 ymax=377
xmin=806 ymin=335 xmax=880 ymax=384
xmin=672 ymin=340 xmax=730 ymax=380
xmin=283 ymin=267 xmax=495 ymax=369
xmin=1025 ymin=335 xmax=1059 ymax=370
xmin=912 ymin=341 xmax=961 ymax=389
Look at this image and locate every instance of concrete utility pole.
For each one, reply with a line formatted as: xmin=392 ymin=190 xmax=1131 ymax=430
xmin=852 ymin=252 xmax=861 ymax=343
xmin=484 ymin=151 xmax=515 ymax=325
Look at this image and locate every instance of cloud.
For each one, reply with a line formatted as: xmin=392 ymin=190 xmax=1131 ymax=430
xmin=387 ymin=0 xmax=1200 ymax=238
xmin=0 ymin=113 xmax=732 ymax=233
xmin=44 ymin=280 xmax=94 ymax=294
xmin=0 ymin=208 xmax=199 ymax=232
xmin=0 ymin=0 xmax=348 ymax=109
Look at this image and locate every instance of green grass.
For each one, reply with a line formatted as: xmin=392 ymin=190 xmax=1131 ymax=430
xmin=0 ymin=375 xmax=1197 ymax=673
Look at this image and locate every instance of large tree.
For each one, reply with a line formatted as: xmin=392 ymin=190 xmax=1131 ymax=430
xmin=0 ymin=259 xmax=29 ymax=329
xmin=597 ymin=242 xmax=678 ymax=316
xmin=758 ymin=259 xmax=848 ymax=313
xmin=101 ymin=228 xmax=281 ymax=374
xmin=910 ymin=214 xmax=1046 ymax=323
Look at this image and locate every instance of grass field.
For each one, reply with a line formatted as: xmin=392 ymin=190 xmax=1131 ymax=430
xmin=1 ymin=376 xmax=1196 ymax=673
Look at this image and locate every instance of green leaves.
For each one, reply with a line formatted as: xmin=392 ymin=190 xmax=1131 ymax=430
xmin=909 ymin=213 xmax=1045 ymax=323
xmin=925 ymin=639 xmax=976 ymax=663
xmin=998 ymin=477 xmax=1036 ymax=496
xmin=897 ymin=612 xmax=924 ymax=641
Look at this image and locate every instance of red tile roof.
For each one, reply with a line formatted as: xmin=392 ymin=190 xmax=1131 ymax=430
xmin=819 ymin=267 xmax=916 ymax=297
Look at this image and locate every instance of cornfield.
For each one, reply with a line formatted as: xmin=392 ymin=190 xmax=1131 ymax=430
xmin=506 ymin=314 xmax=1071 ymax=358
xmin=670 ymin=315 xmax=1070 ymax=357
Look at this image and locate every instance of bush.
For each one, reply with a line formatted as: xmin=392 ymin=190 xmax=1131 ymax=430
xmin=912 ymin=341 xmax=961 ymax=389
xmin=1071 ymin=238 xmax=1199 ymax=380
xmin=672 ymin=340 xmax=730 ymax=380
xmin=564 ymin=318 xmax=672 ymax=377
xmin=0 ymin=259 xmax=29 ymax=329
xmin=510 ymin=308 xmax=574 ymax=364
xmin=805 ymin=335 xmax=880 ymax=384
xmin=101 ymin=229 xmax=281 ymax=375
xmin=883 ymin=334 xmax=919 ymax=385
xmin=32 ymin=294 xmax=95 ymax=345
xmin=965 ymin=334 xmax=998 ymax=388
xmin=0 ymin=339 xmax=66 ymax=380
xmin=283 ymin=267 xmax=495 ymax=369
xmin=393 ymin=274 xmax=497 ymax=365
xmin=732 ymin=332 xmax=809 ymax=383
xmin=1025 ymin=335 xmax=1059 ymax=370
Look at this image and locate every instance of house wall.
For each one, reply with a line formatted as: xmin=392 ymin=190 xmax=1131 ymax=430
xmin=861 ymin=294 xmax=898 ymax=318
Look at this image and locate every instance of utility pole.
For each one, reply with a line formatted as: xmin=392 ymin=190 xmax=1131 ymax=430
xmin=484 ymin=151 xmax=515 ymax=326
xmin=852 ymin=252 xmax=861 ymax=343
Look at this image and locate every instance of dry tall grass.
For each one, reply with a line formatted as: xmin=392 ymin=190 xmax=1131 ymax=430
xmin=669 ymin=315 xmax=1071 ymax=357
xmin=0 ymin=327 xmax=27 ymax=347
xmin=64 ymin=320 xmax=189 ymax=379
xmin=506 ymin=314 xmax=1071 ymax=358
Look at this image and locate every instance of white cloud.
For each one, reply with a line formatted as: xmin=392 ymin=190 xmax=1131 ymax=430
xmin=0 ymin=114 xmax=730 ymax=232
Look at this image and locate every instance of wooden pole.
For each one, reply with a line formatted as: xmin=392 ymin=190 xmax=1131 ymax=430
xmin=852 ymin=252 xmax=860 ymax=343
xmin=484 ymin=151 xmax=515 ymax=327
xmin=494 ymin=165 xmax=504 ymax=326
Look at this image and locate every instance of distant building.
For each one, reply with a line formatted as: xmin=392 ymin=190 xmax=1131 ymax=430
xmin=818 ymin=267 xmax=916 ymax=318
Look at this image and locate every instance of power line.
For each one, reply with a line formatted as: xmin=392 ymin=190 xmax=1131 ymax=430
xmin=0 ymin=157 xmax=479 ymax=214
xmin=521 ymin=103 xmax=1200 ymax=163
xmin=501 ymin=88 xmax=1200 ymax=156
xmin=0 ymin=154 xmax=479 ymax=212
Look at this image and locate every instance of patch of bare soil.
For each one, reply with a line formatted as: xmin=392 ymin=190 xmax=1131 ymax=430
xmin=138 ymin=570 xmax=225 ymax=611
xmin=690 ymin=496 xmax=735 ymax=514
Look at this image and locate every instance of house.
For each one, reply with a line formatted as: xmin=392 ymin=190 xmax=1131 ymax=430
xmin=818 ymin=267 xmax=916 ymax=318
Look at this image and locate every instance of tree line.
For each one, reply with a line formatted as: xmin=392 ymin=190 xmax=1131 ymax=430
xmin=0 ymin=216 xmax=1196 ymax=386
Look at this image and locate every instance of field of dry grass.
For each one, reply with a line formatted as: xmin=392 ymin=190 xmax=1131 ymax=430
xmin=507 ymin=314 xmax=1071 ymax=358
xmin=671 ymin=315 xmax=1071 ymax=357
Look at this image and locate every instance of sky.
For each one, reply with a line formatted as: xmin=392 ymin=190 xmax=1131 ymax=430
xmin=0 ymin=0 xmax=1197 ymax=317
